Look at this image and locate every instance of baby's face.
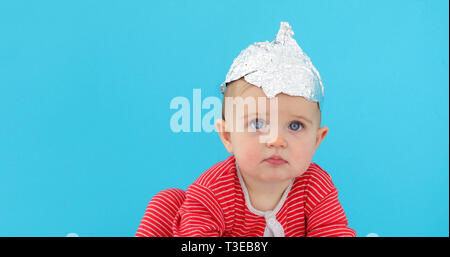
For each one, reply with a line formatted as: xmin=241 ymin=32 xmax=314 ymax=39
xmin=216 ymin=79 xmax=328 ymax=183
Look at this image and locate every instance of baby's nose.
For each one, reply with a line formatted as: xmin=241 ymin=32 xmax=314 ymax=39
xmin=265 ymin=133 xmax=287 ymax=148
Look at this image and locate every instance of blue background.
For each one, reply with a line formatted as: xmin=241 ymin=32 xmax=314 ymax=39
xmin=0 ymin=0 xmax=448 ymax=237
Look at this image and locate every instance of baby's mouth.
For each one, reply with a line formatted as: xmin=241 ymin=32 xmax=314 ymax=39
xmin=264 ymin=154 xmax=288 ymax=166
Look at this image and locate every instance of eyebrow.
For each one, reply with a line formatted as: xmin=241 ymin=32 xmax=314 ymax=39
xmin=291 ymin=115 xmax=313 ymax=125
xmin=241 ymin=113 xmax=313 ymax=125
xmin=241 ymin=113 xmax=260 ymax=119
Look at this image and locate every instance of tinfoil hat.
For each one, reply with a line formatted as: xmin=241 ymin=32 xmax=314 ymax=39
xmin=220 ymin=22 xmax=324 ymax=109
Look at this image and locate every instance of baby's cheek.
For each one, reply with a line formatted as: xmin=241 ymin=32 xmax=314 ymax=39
xmin=290 ymin=143 xmax=316 ymax=175
xmin=241 ymin=144 xmax=261 ymax=166
xmin=234 ymin=140 xmax=262 ymax=171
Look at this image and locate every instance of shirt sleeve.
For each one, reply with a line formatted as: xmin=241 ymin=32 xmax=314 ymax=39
xmin=306 ymin=187 xmax=356 ymax=237
xmin=172 ymin=183 xmax=225 ymax=237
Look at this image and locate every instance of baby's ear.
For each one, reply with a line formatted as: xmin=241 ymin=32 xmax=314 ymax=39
xmin=215 ymin=118 xmax=224 ymax=133
xmin=315 ymin=126 xmax=329 ymax=151
xmin=215 ymin=119 xmax=233 ymax=154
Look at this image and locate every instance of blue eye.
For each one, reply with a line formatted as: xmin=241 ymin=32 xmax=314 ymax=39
xmin=250 ymin=119 xmax=266 ymax=130
xmin=289 ymin=121 xmax=303 ymax=131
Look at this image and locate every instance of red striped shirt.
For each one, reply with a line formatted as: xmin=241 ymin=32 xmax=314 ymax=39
xmin=136 ymin=155 xmax=356 ymax=237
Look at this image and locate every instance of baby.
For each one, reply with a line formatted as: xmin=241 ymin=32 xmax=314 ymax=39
xmin=137 ymin=22 xmax=355 ymax=237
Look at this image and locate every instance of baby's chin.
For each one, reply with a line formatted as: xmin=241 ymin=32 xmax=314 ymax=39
xmin=251 ymin=165 xmax=305 ymax=183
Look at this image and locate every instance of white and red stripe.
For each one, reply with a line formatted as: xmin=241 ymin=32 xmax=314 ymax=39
xmin=136 ymin=155 xmax=356 ymax=237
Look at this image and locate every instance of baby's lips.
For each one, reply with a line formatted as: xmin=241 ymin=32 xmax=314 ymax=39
xmin=264 ymin=154 xmax=288 ymax=165
xmin=264 ymin=157 xmax=288 ymax=166
xmin=265 ymin=154 xmax=287 ymax=162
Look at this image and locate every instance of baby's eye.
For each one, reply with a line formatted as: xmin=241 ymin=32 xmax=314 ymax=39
xmin=289 ymin=121 xmax=303 ymax=131
xmin=249 ymin=118 xmax=266 ymax=130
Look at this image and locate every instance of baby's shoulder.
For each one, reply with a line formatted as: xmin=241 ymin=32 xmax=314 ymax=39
xmin=193 ymin=155 xmax=237 ymax=188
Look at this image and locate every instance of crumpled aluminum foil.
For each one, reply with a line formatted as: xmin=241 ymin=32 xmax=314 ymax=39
xmin=220 ymin=22 xmax=324 ymax=109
